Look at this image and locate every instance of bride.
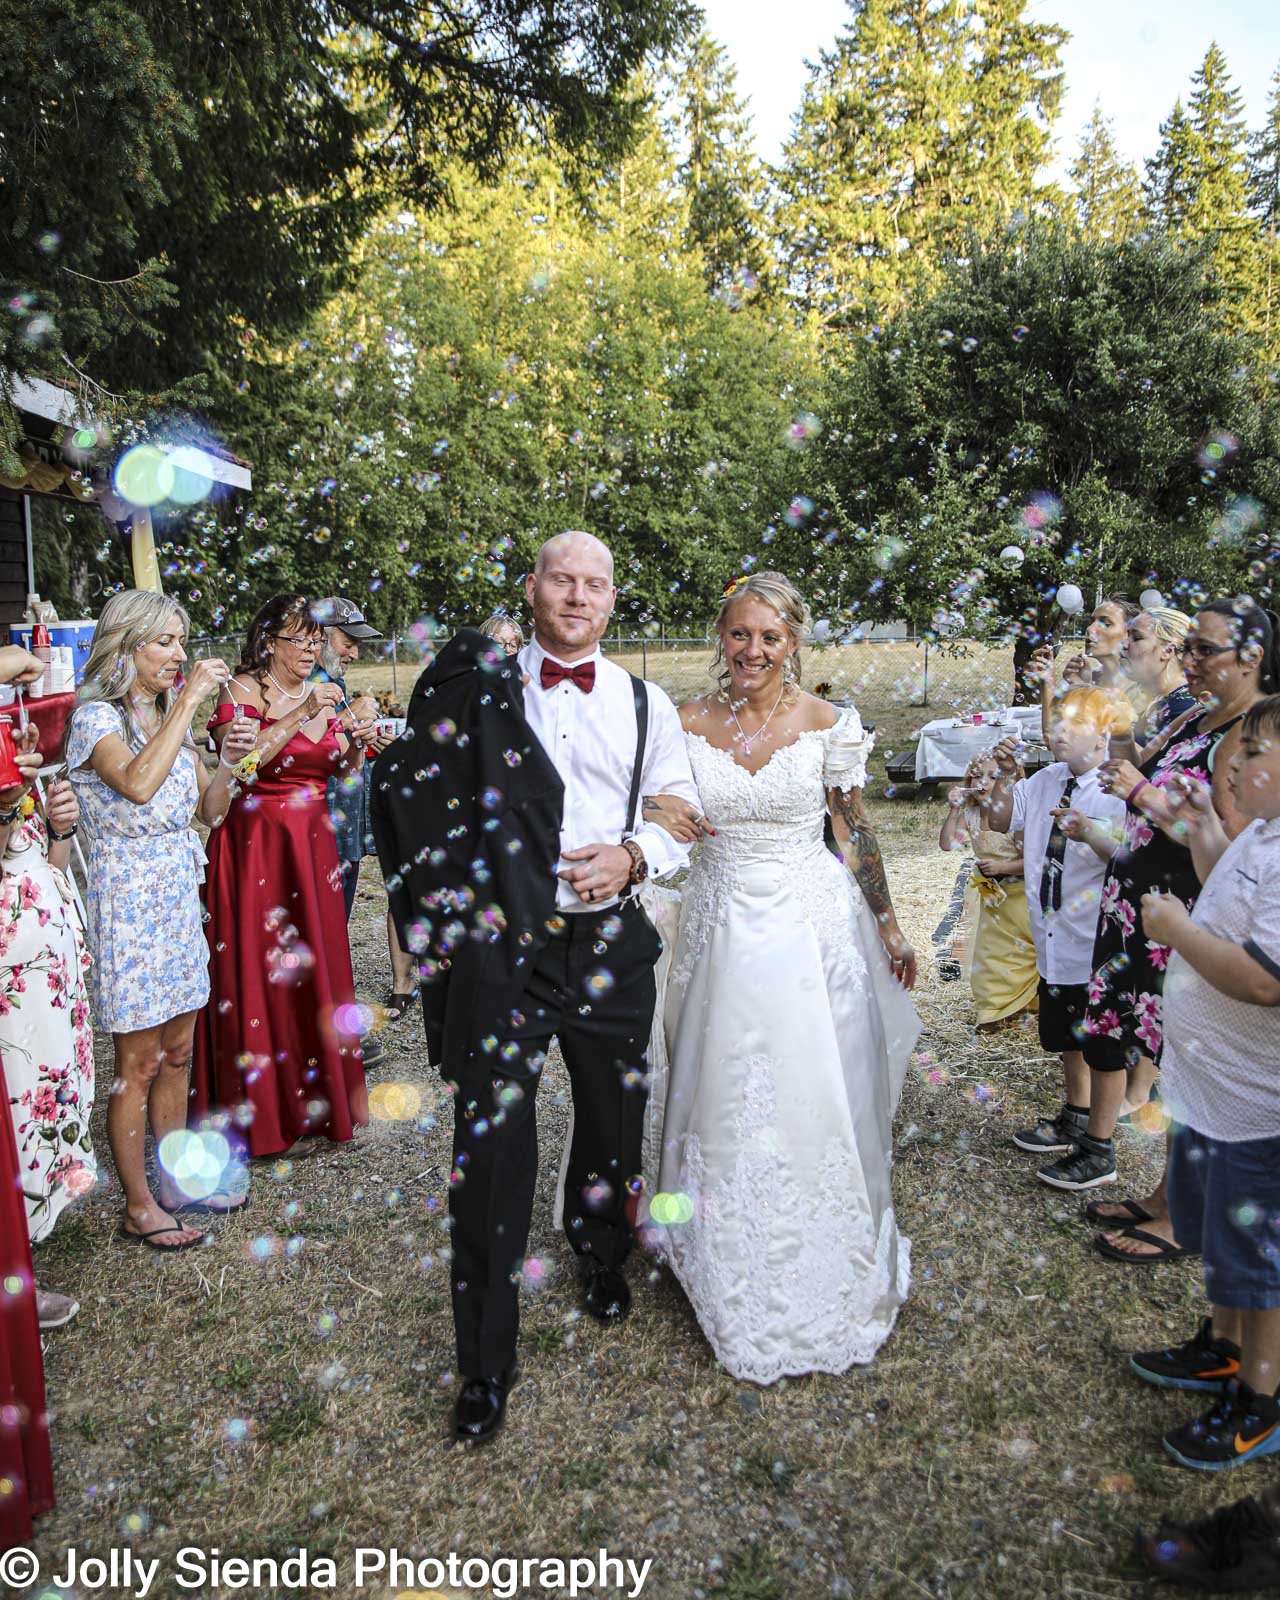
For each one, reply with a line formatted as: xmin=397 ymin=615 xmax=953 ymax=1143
xmin=645 ymin=572 xmax=920 ymax=1385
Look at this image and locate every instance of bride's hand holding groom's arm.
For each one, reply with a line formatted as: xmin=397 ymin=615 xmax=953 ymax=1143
xmin=827 ymin=783 xmax=917 ymax=990
xmin=641 ymin=794 xmax=715 ymax=843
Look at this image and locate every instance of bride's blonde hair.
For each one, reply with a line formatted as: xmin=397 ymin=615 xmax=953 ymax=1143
xmin=710 ymin=571 xmax=812 ymax=694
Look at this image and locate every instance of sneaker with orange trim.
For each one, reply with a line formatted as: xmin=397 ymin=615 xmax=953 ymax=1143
xmin=1130 ymin=1317 xmax=1242 ymax=1394
xmin=1164 ymin=1381 xmax=1280 ymax=1472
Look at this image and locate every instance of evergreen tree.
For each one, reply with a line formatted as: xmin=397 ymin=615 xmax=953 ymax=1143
xmin=811 ymin=223 xmax=1279 ymax=675
xmin=1145 ymin=100 xmax=1199 ymax=229
xmin=667 ymin=32 xmax=772 ymax=293
xmin=1247 ymin=66 xmax=1280 ymax=355
xmin=1070 ymin=104 xmax=1142 ymax=241
xmin=1146 ymin=47 xmax=1253 ymax=319
xmin=777 ymin=0 xmax=1066 ymax=327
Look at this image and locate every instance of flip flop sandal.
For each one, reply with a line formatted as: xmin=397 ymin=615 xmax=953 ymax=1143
xmin=118 ymin=1224 xmax=204 ymax=1252
xmin=382 ymin=990 xmax=419 ymax=1022
xmin=1093 ymin=1227 xmax=1198 ymax=1264
xmin=1083 ymin=1195 xmax=1156 ymax=1227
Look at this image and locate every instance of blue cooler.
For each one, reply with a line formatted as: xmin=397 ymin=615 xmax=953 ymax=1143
xmin=10 ymin=620 xmax=97 ymax=685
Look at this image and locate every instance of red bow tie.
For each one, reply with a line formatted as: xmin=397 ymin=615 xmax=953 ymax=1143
xmin=540 ymin=658 xmax=596 ymax=694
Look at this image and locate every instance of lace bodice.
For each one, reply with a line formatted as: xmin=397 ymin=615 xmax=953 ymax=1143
xmin=686 ymin=707 xmax=873 ymax=837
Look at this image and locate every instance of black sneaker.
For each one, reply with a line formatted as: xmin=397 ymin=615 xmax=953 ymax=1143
xmin=1164 ymin=1380 xmax=1280 ymax=1472
xmin=1011 ymin=1107 xmax=1086 ymax=1154
xmin=1136 ymin=1495 xmax=1280 ymax=1591
xmin=1037 ymin=1135 xmax=1117 ymax=1190
xmin=1131 ymin=1317 xmax=1242 ymax=1394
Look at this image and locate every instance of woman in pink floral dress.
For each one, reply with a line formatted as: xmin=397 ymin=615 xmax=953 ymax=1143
xmin=0 ymin=728 xmax=95 ymax=1327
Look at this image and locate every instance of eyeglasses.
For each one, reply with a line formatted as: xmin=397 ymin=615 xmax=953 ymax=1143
xmin=1178 ymin=640 xmax=1235 ymax=661
xmin=270 ymin=633 xmax=319 ymax=650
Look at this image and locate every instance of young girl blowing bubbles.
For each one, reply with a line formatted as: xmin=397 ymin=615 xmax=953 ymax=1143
xmin=939 ymin=752 xmax=1038 ymax=1028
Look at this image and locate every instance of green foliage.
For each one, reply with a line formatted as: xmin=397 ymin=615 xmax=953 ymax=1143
xmin=1146 ymin=48 xmax=1256 ymax=326
xmin=777 ymin=0 xmax=1067 ymax=327
xmin=1070 ymin=105 xmax=1143 ymax=243
xmin=667 ymin=32 xmax=774 ymax=294
xmin=160 ymin=119 xmax=820 ymax=636
xmin=1 ymin=0 xmax=697 ymax=403
xmin=810 ymin=224 xmax=1279 ymax=642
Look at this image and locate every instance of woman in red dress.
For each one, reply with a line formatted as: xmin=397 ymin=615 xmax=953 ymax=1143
xmin=190 ymin=595 xmax=373 ymax=1162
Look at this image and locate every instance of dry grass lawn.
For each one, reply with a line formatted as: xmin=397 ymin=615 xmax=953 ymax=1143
xmin=25 ymin=671 xmax=1244 ymax=1600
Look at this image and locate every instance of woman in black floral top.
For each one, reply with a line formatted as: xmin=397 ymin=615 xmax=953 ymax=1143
xmin=1084 ymin=599 xmax=1280 ymax=1260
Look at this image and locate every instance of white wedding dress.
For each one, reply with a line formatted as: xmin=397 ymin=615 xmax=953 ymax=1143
xmin=649 ymin=709 xmax=920 ymax=1385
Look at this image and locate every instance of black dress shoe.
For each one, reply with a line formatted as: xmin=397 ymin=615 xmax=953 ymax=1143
xmin=580 ymin=1257 xmax=630 ymax=1324
xmin=455 ymin=1365 xmax=517 ymax=1444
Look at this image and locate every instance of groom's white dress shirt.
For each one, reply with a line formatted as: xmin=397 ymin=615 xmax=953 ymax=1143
xmin=519 ymin=639 xmax=700 ymax=912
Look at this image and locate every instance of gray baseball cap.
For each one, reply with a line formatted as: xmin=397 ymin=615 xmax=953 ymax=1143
xmin=315 ymin=597 xmax=382 ymax=640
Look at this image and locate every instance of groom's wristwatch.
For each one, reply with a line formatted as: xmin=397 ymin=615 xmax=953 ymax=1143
xmin=622 ymin=839 xmax=648 ymax=885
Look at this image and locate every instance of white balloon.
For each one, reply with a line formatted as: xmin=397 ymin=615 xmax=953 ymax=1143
xmin=1055 ymin=583 xmax=1085 ymax=615
xmin=1140 ymin=588 xmax=1164 ymax=611
xmin=999 ymin=545 xmax=1025 ymax=565
xmin=811 ymin=619 xmax=831 ymax=642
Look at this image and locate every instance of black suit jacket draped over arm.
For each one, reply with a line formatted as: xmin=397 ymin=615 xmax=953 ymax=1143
xmin=370 ymin=628 xmax=564 ymax=1085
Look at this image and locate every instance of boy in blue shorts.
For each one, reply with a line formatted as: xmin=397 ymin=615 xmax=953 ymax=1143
xmin=1128 ymin=694 xmax=1280 ymax=1475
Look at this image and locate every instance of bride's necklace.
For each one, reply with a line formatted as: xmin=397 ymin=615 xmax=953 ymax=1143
xmin=725 ymin=683 xmax=786 ymax=756
xmin=266 ymin=670 xmax=307 ymax=701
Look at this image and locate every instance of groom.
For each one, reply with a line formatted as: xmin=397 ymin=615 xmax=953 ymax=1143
xmin=450 ymin=531 xmax=698 ymax=1442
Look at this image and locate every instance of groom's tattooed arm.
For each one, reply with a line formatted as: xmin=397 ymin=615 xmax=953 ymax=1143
xmin=828 ymin=786 xmax=893 ymax=922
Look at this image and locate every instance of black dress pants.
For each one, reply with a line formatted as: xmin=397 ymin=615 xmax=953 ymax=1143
xmin=449 ymin=899 xmax=660 ymax=1378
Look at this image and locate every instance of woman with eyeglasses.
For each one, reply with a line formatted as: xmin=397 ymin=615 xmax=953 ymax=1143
xmin=1059 ymin=600 xmax=1280 ymax=1257
xmin=189 ymin=594 xmax=374 ymax=1169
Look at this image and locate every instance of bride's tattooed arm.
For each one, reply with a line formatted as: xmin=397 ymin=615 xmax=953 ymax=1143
xmin=828 ymin=786 xmax=892 ymax=919
xmin=828 ymin=785 xmax=917 ymax=988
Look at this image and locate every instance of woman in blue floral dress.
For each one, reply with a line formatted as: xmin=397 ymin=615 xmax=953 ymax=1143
xmin=67 ymin=592 xmax=255 ymax=1251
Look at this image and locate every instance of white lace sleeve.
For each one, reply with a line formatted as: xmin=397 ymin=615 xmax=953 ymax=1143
xmin=823 ymin=707 xmax=875 ymax=793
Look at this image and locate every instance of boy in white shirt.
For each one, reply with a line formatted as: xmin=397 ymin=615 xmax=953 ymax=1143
xmin=987 ymin=688 xmax=1127 ymax=1175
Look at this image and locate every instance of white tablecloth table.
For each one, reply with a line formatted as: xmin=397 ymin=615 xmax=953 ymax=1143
xmin=913 ymin=706 xmax=1043 ymax=782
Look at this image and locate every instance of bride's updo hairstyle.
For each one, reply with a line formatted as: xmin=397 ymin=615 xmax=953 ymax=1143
xmin=711 ymin=571 xmax=813 ymax=694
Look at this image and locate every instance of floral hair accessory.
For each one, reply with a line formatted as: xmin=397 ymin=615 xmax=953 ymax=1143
xmin=722 ymin=575 xmax=750 ymax=600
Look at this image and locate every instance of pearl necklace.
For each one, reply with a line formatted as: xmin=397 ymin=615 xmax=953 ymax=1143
xmin=266 ymin=670 xmax=307 ymax=701
xmin=725 ymin=684 xmax=786 ymax=755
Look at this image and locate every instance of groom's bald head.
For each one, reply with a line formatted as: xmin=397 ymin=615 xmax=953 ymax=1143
xmin=526 ymin=530 xmax=617 ymax=662
xmin=534 ymin=530 xmax=614 ymax=582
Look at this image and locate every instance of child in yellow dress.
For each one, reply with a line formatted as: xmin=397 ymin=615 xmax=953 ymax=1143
xmin=939 ymin=754 xmax=1039 ymax=1027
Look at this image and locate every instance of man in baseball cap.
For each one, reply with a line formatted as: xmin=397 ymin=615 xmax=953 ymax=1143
xmin=315 ymin=597 xmax=383 ymax=642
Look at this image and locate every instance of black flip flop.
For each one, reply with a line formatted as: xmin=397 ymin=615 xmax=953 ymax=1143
xmin=1083 ymin=1196 xmax=1156 ymax=1228
xmin=1093 ymin=1227 xmax=1197 ymax=1264
xmin=118 ymin=1224 xmax=204 ymax=1252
